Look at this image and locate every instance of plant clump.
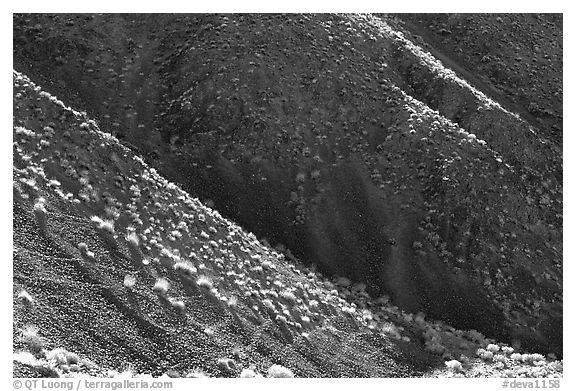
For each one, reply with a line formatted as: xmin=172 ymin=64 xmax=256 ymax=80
xmin=19 ymin=325 xmax=44 ymax=353
xmin=123 ymin=275 xmax=136 ymax=289
xmin=267 ymin=364 xmax=294 ymax=378
xmin=17 ymin=290 xmax=34 ymax=308
xmin=196 ymin=275 xmax=213 ymax=290
xmin=152 ymin=278 xmax=170 ymax=295
xmin=33 ymin=199 xmax=48 ymax=231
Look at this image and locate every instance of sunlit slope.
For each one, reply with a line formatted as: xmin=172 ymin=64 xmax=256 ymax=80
xmin=13 ymin=13 xmax=562 ymax=356
xmin=13 ymin=70 xmax=441 ymax=377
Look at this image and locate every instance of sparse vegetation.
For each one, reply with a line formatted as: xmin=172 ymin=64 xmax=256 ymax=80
xmin=123 ymin=275 xmax=136 ymax=289
xmin=217 ymin=358 xmax=236 ymax=373
xmin=445 ymin=359 xmax=463 ymax=372
xmin=196 ymin=275 xmax=213 ymax=290
xmin=126 ymin=232 xmax=140 ymax=247
xmin=19 ymin=325 xmax=43 ymax=353
xmin=186 ymin=368 xmax=209 ymax=378
xmin=17 ymin=290 xmax=34 ymax=307
xmin=169 ymin=298 xmax=186 ymax=311
xmin=33 ymin=199 xmax=47 ymax=232
xmin=46 ymin=348 xmax=80 ymax=366
xmin=174 ymin=261 xmax=197 ymax=278
xmin=12 ymin=13 xmax=562 ymax=378
xmin=91 ymin=216 xmax=115 ymax=234
xmin=152 ymin=278 xmax=170 ymax=295
xmin=267 ymin=364 xmax=294 ymax=378
xmin=239 ymin=368 xmax=260 ymax=377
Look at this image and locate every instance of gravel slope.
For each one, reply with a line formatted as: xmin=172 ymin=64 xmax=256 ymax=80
xmin=13 ymin=13 xmax=563 ymax=373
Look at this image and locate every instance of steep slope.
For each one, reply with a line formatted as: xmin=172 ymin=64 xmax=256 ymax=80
xmin=13 ymin=70 xmax=564 ymax=379
xmin=13 ymin=13 xmax=562 ymax=357
xmin=393 ymin=13 xmax=562 ymax=144
xmin=13 ymin=70 xmax=436 ymax=378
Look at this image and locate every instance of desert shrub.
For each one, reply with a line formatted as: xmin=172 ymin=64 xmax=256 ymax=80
xmin=153 ymin=278 xmax=170 ymax=295
xmin=78 ymin=242 xmax=88 ymax=254
xmin=486 ymin=343 xmax=500 ymax=353
xmin=17 ymin=290 xmax=34 ymax=307
xmin=33 ymin=200 xmax=48 ymax=232
xmin=13 ymin=351 xmax=40 ymax=366
xmin=90 ymin=216 xmax=117 ymax=249
xmin=280 ymin=290 xmax=298 ymax=304
xmin=477 ymin=348 xmax=494 ymax=361
xmin=186 ymin=368 xmax=208 ymax=378
xmin=240 ymin=368 xmax=259 ymax=377
xmin=196 ymin=275 xmax=213 ymax=290
xmin=445 ymin=359 xmax=463 ymax=372
xmin=91 ymin=216 xmax=115 ymax=234
xmin=123 ymin=275 xmax=136 ymax=289
xmin=125 ymin=232 xmax=139 ymax=246
xmin=170 ymin=298 xmax=186 ymax=311
xmin=78 ymin=242 xmax=95 ymax=260
xmin=46 ymin=348 xmax=79 ymax=366
xmin=267 ymin=364 xmax=294 ymax=378
xmin=20 ymin=325 xmax=43 ymax=353
xmin=174 ymin=261 xmax=197 ymax=278
xmin=227 ymin=296 xmax=238 ymax=308
xmin=217 ymin=358 xmax=236 ymax=372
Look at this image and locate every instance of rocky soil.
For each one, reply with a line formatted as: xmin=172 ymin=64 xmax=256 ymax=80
xmin=13 ymin=13 xmax=562 ymax=375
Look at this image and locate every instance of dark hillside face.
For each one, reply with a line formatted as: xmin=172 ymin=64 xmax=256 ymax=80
xmin=394 ymin=14 xmax=562 ymax=145
xmin=13 ymin=13 xmax=562 ymax=356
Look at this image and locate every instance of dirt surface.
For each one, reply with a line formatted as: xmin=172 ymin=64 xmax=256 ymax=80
xmin=13 ymin=13 xmax=562 ymax=372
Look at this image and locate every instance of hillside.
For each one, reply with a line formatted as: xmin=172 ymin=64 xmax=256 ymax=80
xmin=13 ymin=70 xmax=429 ymax=377
xmin=13 ymin=13 xmax=562 ymax=375
xmin=394 ymin=14 xmax=562 ymax=144
xmin=13 ymin=68 xmax=564 ymax=379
